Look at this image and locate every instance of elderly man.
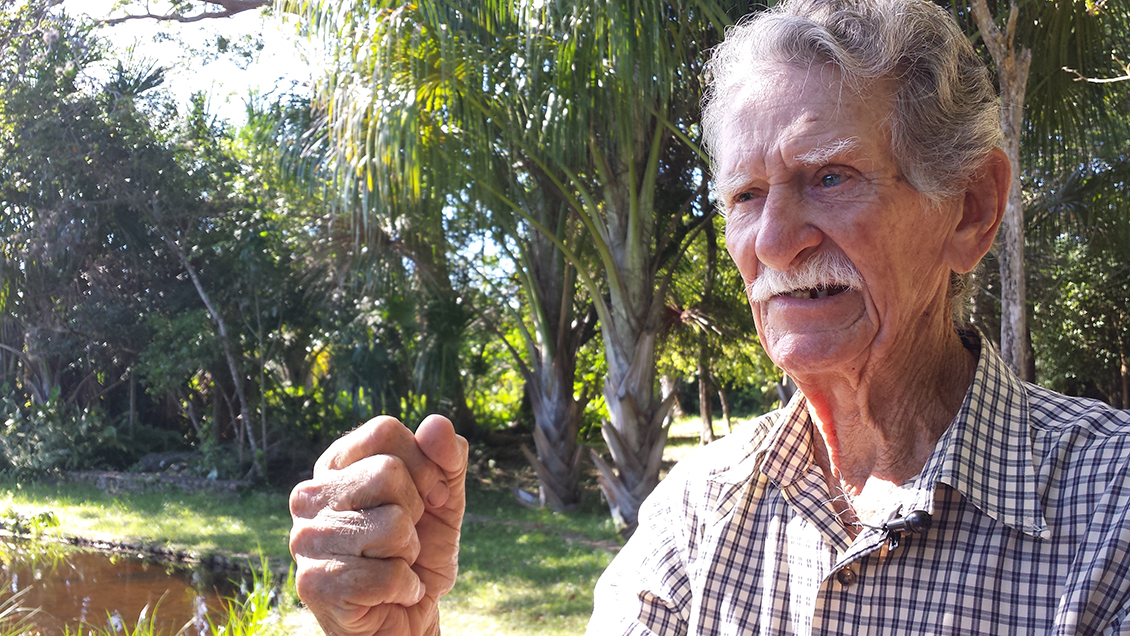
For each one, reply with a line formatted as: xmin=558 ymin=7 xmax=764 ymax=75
xmin=289 ymin=0 xmax=1130 ymax=634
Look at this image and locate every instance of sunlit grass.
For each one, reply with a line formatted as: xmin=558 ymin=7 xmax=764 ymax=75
xmin=441 ymin=485 xmax=619 ymax=636
xmin=661 ymin=414 xmax=747 ymax=470
xmin=0 ymin=481 xmax=291 ymax=563
xmin=1 ymin=418 xmax=746 ymax=636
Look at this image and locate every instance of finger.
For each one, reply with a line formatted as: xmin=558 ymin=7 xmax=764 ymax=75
xmin=411 ymin=511 xmax=462 ymax=599
xmin=291 ymin=455 xmax=424 ymax=521
xmin=316 ymin=417 xmax=450 ymax=505
xmin=313 ymin=595 xmax=438 ymax=636
xmin=415 ymin=415 xmax=468 ymax=477
xmin=316 ymin=416 xmax=417 ymax=474
xmin=290 ymin=505 xmax=422 ymax=563
xmin=295 ymin=554 xmax=426 ymax=611
xmin=414 ymin=415 xmax=469 ymax=509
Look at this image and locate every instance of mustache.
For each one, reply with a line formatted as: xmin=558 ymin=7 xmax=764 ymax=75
xmin=744 ymin=252 xmax=864 ymax=303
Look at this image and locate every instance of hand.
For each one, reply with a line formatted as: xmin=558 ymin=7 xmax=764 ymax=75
xmin=289 ymin=414 xmax=468 ymax=636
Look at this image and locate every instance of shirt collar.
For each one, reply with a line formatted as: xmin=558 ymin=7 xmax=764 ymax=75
xmin=753 ymin=389 xmax=815 ymax=490
xmin=908 ymin=333 xmax=1050 ymax=539
xmin=750 ymin=331 xmax=1050 ymax=540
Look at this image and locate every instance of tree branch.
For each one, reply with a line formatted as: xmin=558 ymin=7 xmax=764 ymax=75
xmin=1063 ymin=56 xmax=1130 ymax=84
xmin=970 ymin=0 xmax=1007 ymax=63
xmin=101 ymin=0 xmax=269 ymax=25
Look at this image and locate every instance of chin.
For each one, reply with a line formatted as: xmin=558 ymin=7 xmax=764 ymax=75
xmin=763 ymin=330 xmax=870 ymax=378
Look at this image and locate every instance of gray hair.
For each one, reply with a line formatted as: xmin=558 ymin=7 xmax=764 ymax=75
xmin=703 ymin=0 xmax=1002 ymax=322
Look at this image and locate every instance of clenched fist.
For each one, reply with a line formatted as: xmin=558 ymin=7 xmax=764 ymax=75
xmin=290 ymin=415 xmax=468 ymax=636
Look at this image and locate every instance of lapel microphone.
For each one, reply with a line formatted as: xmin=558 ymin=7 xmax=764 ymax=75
xmin=883 ymin=510 xmax=932 ymax=535
xmin=852 ymin=510 xmax=932 ymax=551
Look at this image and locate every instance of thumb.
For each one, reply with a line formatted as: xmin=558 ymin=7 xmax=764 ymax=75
xmin=414 ymin=414 xmax=468 ymax=508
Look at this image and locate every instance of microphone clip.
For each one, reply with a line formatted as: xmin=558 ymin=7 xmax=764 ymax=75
xmin=851 ymin=509 xmax=932 ymax=551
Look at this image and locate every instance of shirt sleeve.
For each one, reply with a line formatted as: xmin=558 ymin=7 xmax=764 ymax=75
xmin=586 ymin=475 xmax=694 ymax=636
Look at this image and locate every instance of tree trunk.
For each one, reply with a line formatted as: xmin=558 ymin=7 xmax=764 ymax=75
xmin=254 ymin=286 xmax=270 ymax=482
xmin=212 ymin=375 xmax=223 ymax=445
xmin=521 ymin=357 xmax=587 ymax=511
xmin=718 ymin=387 xmax=733 ymax=434
xmin=776 ymin=376 xmax=796 ymax=405
xmin=697 ymin=336 xmax=716 ymax=445
xmin=1121 ymin=351 xmax=1128 ymax=410
xmin=698 ymin=202 xmax=718 ymax=445
xmin=1119 ymin=328 xmax=1129 ymax=409
xmin=971 ymin=0 xmax=1034 ymax=382
xmin=222 ymin=389 xmax=243 ymax=464
xmin=508 ymin=187 xmax=593 ymax=512
xmin=661 ymin=375 xmax=685 ymax=419
xmin=128 ymin=369 xmax=137 ymax=437
xmin=102 ymin=0 xmax=269 ymax=24
xmin=591 ymin=326 xmax=671 ymax=533
xmin=166 ymin=235 xmax=263 ymax=478
xmin=589 ymin=154 xmax=674 ymax=533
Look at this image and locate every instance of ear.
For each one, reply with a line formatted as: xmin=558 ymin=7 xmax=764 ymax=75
xmin=944 ymin=147 xmax=1010 ymax=274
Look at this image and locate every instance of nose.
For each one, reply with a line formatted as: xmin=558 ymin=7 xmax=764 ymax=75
xmin=754 ymin=185 xmax=823 ymax=272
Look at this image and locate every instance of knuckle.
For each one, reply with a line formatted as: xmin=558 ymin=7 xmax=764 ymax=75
xmin=289 ymin=521 xmax=322 ymax=558
xmin=366 ymin=415 xmax=407 ymax=445
xmin=373 ymin=453 xmax=407 ymax=480
xmin=314 ymin=441 xmax=347 ymax=474
xmin=379 ymin=507 xmax=415 ymax=554
xmin=389 ymin=505 xmax=416 ymax=535
xmin=394 ymin=513 xmax=422 ymax=563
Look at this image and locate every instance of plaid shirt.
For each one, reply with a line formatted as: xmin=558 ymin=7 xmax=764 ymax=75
xmin=588 ymin=338 xmax=1130 ymax=635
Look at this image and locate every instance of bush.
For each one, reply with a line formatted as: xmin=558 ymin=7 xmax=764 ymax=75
xmin=0 ymin=388 xmax=122 ymax=478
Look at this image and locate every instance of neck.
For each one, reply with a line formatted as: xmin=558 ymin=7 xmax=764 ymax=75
xmin=795 ymin=325 xmax=977 ymax=526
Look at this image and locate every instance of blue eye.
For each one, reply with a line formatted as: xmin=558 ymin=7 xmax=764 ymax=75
xmin=820 ymin=173 xmax=845 ymax=187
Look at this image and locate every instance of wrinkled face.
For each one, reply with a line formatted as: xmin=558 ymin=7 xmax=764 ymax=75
xmin=717 ymin=63 xmax=959 ymax=378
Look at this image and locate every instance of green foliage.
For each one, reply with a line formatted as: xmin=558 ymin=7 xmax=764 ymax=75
xmin=1027 ymin=148 xmax=1130 ymax=409
xmin=658 ymin=213 xmax=782 ymax=422
xmin=0 ymin=3 xmax=440 ymax=478
xmin=463 ymin=328 xmax=526 ymax=430
xmin=203 ymin=557 xmax=286 ymax=636
xmin=0 ymin=507 xmax=66 ymax=585
xmin=0 ymin=509 xmax=59 ymax=536
xmin=137 ymin=311 xmax=219 ymax=400
xmin=0 ymin=390 xmax=121 ymax=478
xmin=0 ymin=582 xmax=37 ymax=636
xmin=1031 ymin=238 xmax=1129 ymax=405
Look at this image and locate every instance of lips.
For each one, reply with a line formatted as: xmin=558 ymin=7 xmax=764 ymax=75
xmin=781 ymin=284 xmax=850 ymax=300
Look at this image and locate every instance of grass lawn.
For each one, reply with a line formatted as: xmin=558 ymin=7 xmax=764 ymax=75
xmin=440 ymin=485 xmax=620 ymax=636
xmin=0 ymin=480 xmax=293 ymax=564
xmin=1 ymin=415 xmax=748 ymax=635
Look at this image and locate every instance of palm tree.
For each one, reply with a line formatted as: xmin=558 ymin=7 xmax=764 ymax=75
xmin=961 ymin=0 xmax=1130 ymax=380
xmin=280 ymin=0 xmax=733 ymax=528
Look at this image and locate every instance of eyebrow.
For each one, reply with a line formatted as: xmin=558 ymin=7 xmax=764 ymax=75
xmin=712 ymin=171 xmax=752 ymax=206
xmin=712 ymin=136 xmax=864 ymax=206
xmin=795 ymin=137 xmax=861 ymax=166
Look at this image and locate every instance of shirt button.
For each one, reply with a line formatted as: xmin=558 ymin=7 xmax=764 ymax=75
xmin=836 ymin=567 xmax=857 ymax=586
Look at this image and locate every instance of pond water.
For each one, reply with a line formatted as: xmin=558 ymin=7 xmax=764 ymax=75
xmin=2 ymin=543 xmax=242 ymax=635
